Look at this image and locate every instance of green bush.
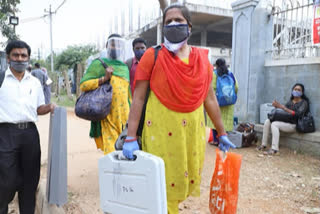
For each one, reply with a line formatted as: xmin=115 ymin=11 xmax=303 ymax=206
xmin=52 ymin=94 xmax=76 ymax=108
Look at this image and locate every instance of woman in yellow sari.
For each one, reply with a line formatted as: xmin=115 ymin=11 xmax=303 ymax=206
xmin=80 ymin=34 xmax=131 ymax=155
xmin=122 ymin=4 xmax=236 ymax=213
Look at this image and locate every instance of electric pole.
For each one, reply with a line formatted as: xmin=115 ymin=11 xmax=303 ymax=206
xmin=49 ymin=5 xmax=53 ymax=73
xmin=44 ymin=5 xmax=54 ymax=73
xmin=44 ymin=0 xmax=66 ymax=73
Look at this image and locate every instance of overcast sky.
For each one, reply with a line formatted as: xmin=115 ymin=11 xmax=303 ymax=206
xmin=1 ymin=0 xmax=160 ymax=59
xmin=1 ymin=0 xmax=238 ymax=59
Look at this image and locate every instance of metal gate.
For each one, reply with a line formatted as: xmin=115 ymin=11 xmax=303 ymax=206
xmin=267 ymin=0 xmax=320 ymax=59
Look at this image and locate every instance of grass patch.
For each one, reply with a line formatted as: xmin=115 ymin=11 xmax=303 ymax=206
xmin=52 ymin=94 xmax=76 ymax=108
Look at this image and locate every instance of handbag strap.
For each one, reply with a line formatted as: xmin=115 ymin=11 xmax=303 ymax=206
xmin=136 ymin=45 xmax=162 ymax=136
xmin=96 ymin=58 xmax=110 ymax=84
xmin=96 ymin=58 xmax=108 ymax=69
xmin=0 ymin=70 xmax=5 ymax=88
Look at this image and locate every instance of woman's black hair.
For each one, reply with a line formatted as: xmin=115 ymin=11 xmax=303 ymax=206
xmin=290 ymin=83 xmax=310 ymax=104
xmin=162 ymin=3 xmax=192 ymax=28
xmin=215 ymin=58 xmax=229 ymax=76
xmin=106 ymin=34 xmax=122 ymax=48
xmin=108 ymin=34 xmax=122 ymax=39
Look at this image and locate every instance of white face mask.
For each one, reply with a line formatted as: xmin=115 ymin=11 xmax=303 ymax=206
xmin=164 ymin=37 xmax=188 ymax=54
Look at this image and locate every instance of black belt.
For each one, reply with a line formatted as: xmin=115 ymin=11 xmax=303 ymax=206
xmin=0 ymin=122 xmax=35 ymax=130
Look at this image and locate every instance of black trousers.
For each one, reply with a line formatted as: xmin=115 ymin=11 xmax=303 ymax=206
xmin=0 ymin=123 xmax=41 ymax=214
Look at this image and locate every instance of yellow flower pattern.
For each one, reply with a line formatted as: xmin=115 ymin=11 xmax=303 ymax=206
xmin=142 ymin=91 xmax=206 ymax=201
xmin=80 ymin=75 xmax=131 ymax=154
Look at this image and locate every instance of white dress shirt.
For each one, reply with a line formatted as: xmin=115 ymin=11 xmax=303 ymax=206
xmin=0 ymin=68 xmax=45 ymax=123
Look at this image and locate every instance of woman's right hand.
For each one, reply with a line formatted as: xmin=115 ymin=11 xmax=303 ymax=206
xmin=105 ymin=66 xmax=114 ymax=81
xmin=272 ymin=100 xmax=280 ymax=108
xmin=99 ymin=66 xmax=114 ymax=85
xmin=272 ymin=100 xmax=284 ymax=109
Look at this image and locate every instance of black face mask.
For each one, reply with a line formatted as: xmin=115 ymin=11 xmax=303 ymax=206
xmin=108 ymin=49 xmax=121 ymax=59
xmin=9 ymin=60 xmax=29 ymax=73
xmin=134 ymin=49 xmax=145 ymax=60
xmin=163 ymin=23 xmax=189 ymax=43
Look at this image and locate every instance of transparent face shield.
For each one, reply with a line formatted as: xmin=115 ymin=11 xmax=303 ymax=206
xmin=106 ymin=37 xmax=126 ymax=62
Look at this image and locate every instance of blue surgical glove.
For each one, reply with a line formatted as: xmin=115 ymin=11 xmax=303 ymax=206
xmin=122 ymin=136 xmax=139 ymax=160
xmin=218 ymin=135 xmax=236 ymax=152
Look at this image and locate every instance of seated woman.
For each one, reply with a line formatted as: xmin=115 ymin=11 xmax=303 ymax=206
xmin=257 ymin=83 xmax=310 ymax=155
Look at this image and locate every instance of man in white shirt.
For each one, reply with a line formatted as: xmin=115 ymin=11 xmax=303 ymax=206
xmin=0 ymin=40 xmax=55 ymax=214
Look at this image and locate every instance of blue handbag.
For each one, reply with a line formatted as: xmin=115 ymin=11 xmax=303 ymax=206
xmin=75 ymin=59 xmax=112 ymax=121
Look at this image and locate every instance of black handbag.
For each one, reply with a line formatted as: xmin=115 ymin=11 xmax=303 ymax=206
xmin=75 ymin=58 xmax=113 ymax=121
xmin=75 ymin=83 xmax=112 ymax=121
xmin=267 ymin=108 xmax=293 ymax=123
xmin=296 ymin=112 xmax=315 ymax=133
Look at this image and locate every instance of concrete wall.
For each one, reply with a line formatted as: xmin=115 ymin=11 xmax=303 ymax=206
xmin=263 ymin=61 xmax=320 ymax=130
xmin=231 ymin=0 xmax=272 ymax=122
xmin=255 ymin=124 xmax=320 ymax=158
xmin=231 ymin=0 xmax=320 ymax=130
xmin=232 ymin=0 xmax=257 ymax=121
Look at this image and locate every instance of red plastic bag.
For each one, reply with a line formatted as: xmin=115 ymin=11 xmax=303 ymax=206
xmin=209 ymin=149 xmax=242 ymax=214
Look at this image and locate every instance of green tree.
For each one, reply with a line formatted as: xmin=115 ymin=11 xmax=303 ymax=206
xmin=45 ymin=52 xmax=57 ymax=71
xmin=29 ymin=59 xmax=48 ymax=69
xmin=55 ymin=45 xmax=98 ymax=70
xmin=0 ymin=0 xmax=20 ymax=43
xmin=54 ymin=44 xmax=98 ymax=98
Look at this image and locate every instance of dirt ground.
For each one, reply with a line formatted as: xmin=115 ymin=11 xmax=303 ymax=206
xmin=8 ymin=110 xmax=320 ymax=214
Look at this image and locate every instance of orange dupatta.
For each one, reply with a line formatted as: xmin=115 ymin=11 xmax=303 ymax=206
xmin=135 ymin=45 xmax=213 ymax=113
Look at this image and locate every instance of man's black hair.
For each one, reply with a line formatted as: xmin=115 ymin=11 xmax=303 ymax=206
xmin=5 ymin=40 xmax=31 ymax=56
xmin=27 ymin=65 xmax=32 ymax=72
xmin=35 ymin=62 xmax=40 ymax=68
xmin=132 ymin=38 xmax=146 ymax=48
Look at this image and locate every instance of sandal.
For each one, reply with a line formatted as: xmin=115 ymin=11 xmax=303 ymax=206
xmin=263 ymin=149 xmax=278 ymax=155
xmin=208 ymin=141 xmax=219 ymax=147
xmin=256 ymin=145 xmax=267 ymax=151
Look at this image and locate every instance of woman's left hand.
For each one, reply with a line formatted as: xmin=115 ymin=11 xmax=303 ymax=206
xmin=123 ymin=136 xmax=139 ymax=160
xmin=219 ymin=135 xmax=236 ymax=152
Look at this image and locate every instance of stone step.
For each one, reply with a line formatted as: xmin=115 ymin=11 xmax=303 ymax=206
xmin=254 ymin=124 xmax=320 ymax=158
